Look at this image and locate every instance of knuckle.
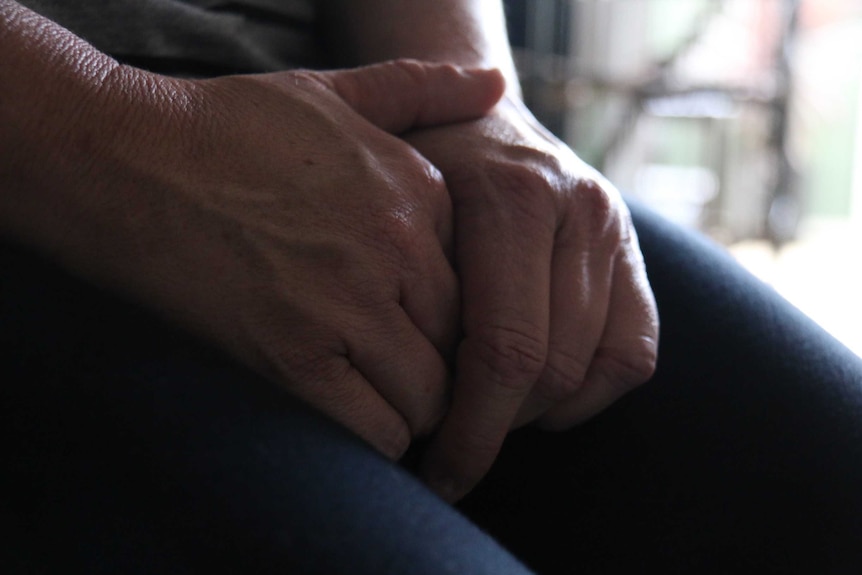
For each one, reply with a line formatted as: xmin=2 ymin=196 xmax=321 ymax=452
xmin=614 ymin=208 xmax=637 ymax=249
xmin=447 ymin=144 xmax=563 ymax=203
xmin=425 ymin=158 xmax=448 ymax=189
xmin=387 ymin=145 xmax=448 ymax=202
xmin=376 ymin=205 xmax=420 ymax=247
xmin=490 ymin=162 xmax=554 ymax=201
xmin=411 ymin=155 xmax=449 ymax=203
xmin=289 ymin=69 xmax=323 ymax=88
xmin=471 ymin=323 xmax=548 ymax=390
xmin=287 ymin=70 xmax=343 ymax=104
xmin=387 ymin=58 xmax=427 ymax=95
xmin=574 ymin=178 xmax=615 ymax=224
xmin=598 ymin=338 xmax=658 ymax=392
xmin=537 ymin=349 xmax=590 ymax=400
xmin=371 ymin=207 xmax=427 ymax=272
xmin=371 ymin=156 xmax=447 ymax=260
xmin=451 ymin=160 xmax=558 ymax=231
xmin=561 ymin=177 xmax=629 ymax=249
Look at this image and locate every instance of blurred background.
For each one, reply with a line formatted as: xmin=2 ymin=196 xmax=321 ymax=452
xmin=505 ymin=0 xmax=862 ymax=357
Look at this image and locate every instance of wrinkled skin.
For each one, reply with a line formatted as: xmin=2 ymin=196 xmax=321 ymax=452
xmin=407 ymin=96 xmax=659 ymax=501
xmin=2 ymin=0 xmax=657 ymax=502
xmin=26 ymin=59 xmax=506 ymax=461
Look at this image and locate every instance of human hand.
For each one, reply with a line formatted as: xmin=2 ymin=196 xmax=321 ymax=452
xmin=405 ymin=96 xmax=659 ymax=501
xmin=36 ymin=60 xmax=504 ymax=460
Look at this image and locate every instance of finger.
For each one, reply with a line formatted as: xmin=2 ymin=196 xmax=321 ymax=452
xmin=512 ymin=180 xmax=620 ymax=426
xmin=420 ymin=181 xmax=556 ymax=502
xmin=400 ymin=134 xmax=457 ymax=261
xmin=374 ymin=149 xmax=458 ymax=354
xmin=344 ymin=303 xmax=452 ymax=439
xmin=512 ymin=184 xmax=617 ymax=427
xmin=399 ymin=232 xmax=461 ymax=361
xmin=290 ymin=354 xmax=414 ymax=461
xmin=323 ymin=59 xmax=506 ymax=134
xmin=537 ymin=231 xmax=659 ymax=430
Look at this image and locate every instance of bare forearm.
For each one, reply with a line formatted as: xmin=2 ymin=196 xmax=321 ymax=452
xmin=0 ymin=0 xmax=188 ymax=283
xmin=320 ymin=0 xmax=521 ymax=97
xmin=0 ymin=1 xmax=118 ymax=243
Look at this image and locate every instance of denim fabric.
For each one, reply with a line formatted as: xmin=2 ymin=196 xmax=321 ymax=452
xmin=2 ymin=200 xmax=861 ymax=574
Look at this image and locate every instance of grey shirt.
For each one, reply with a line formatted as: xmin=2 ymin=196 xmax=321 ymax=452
xmin=19 ymin=0 xmax=323 ymax=75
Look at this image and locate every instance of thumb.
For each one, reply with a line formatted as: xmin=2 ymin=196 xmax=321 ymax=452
xmin=320 ymin=59 xmax=506 ymax=134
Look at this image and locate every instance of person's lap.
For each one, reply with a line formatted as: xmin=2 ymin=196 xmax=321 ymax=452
xmin=461 ymin=200 xmax=862 ymax=573
xmin=2 ymin=200 xmax=862 ymax=574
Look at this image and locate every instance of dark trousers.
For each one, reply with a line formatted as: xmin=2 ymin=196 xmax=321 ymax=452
xmin=3 ymin=200 xmax=862 ymax=574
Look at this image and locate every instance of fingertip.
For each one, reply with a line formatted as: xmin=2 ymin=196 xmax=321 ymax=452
xmin=417 ymin=414 xmax=499 ymax=503
xmin=323 ymin=60 xmax=506 ymax=134
xmin=374 ymin=421 xmax=412 ymax=461
xmin=462 ymin=66 xmax=507 ymax=110
xmin=420 ymin=459 xmax=470 ymax=503
xmin=417 ymin=423 xmax=480 ymax=503
xmin=403 ymin=62 xmax=506 ymax=130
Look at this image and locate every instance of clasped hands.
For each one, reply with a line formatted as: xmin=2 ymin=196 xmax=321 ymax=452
xmin=94 ymin=59 xmax=658 ymax=503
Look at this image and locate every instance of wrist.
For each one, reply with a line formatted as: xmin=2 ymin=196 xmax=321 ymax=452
xmin=0 ymin=2 xmax=115 ymax=242
xmin=0 ymin=3 xmax=195 ymax=265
